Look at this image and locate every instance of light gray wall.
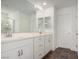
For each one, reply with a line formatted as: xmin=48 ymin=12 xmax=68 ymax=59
xmin=55 ymin=5 xmax=78 ymax=51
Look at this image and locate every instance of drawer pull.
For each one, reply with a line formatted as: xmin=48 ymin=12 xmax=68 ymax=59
xmin=18 ymin=50 xmax=20 ymax=56
xmin=21 ymin=49 xmax=23 ymax=56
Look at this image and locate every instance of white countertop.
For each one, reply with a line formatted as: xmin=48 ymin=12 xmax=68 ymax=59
xmin=1 ymin=32 xmax=51 ymax=43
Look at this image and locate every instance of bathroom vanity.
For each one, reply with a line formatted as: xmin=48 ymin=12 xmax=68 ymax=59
xmin=1 ymin=33 xmax=52 ymax=59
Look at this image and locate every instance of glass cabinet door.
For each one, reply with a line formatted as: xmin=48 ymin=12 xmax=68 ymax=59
xmin=38 ymin=17 xmax=44 ymax=32
xmin=45 ymin=17 xmax=51 ymax=29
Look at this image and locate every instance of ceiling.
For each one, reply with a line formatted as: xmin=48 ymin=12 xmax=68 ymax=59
xmin=27 ymin=0 xmax=78 ymax=9
xmin=1 ymin=0 xmax=78 ymax=14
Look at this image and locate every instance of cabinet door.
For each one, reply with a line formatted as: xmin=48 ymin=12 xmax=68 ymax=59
xmin=1 ymin=48 xmax=20 ymax=59
xmin=34 ymin=37 xmax=44 ymax=59
xmin=44 ymin=35 xmax=52 ymax=55
xmin=20 ymin=40 xmax=33 ymax=59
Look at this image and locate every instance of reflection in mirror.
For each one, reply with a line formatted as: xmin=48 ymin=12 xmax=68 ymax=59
xmin=1 ymin=12 xmax=14 ymax=37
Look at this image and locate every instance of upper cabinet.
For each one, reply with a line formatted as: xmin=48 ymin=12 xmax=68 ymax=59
xmin=36 ymin=7 xmax=54 ymax=32
xmin=36 ymin=7 xmax=54 ymax=18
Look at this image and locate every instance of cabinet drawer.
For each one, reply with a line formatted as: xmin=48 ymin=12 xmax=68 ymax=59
xmin=34 ymin=37 xmax=45 ymax=59
xmin=34 ymin=37 xmax=44 ymax=50
xmin=34 ymin=45 xmax=44 ymax=54
xmin=34 ymin=37 xmax=44 ymax=43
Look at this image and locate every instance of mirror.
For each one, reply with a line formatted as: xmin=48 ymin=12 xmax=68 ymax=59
xmin=1 ymin=0 xmax=37 ymax=34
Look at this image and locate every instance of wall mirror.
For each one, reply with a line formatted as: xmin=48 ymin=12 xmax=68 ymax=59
xmin=1 ymin=0 xmax=37 ymax=35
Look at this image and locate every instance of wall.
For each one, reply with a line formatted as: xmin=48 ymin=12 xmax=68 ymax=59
xmin=55 ymin=6 xmax=78 ymax=51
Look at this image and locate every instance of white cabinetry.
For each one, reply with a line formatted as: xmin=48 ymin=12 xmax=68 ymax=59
xmin=2 ymin=34 xmax=52 ymax=59
xmin=37 ymin=17 xmax=51 ymax=32
xmin=1 ymin=38 xmax=33 ymax=59
xmin=34 ymin=35 xmax=52 ymax=59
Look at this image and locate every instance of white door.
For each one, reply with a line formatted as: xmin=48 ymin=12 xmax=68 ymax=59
xmin=57 ymin=14 xmax=78 ymax=51
xmin=56 ymin=6 xmax=78 ymax=51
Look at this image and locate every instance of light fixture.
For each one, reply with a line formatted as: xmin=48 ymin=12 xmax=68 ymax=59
xmin=43 ymin=2 xmax=47 ymax=6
